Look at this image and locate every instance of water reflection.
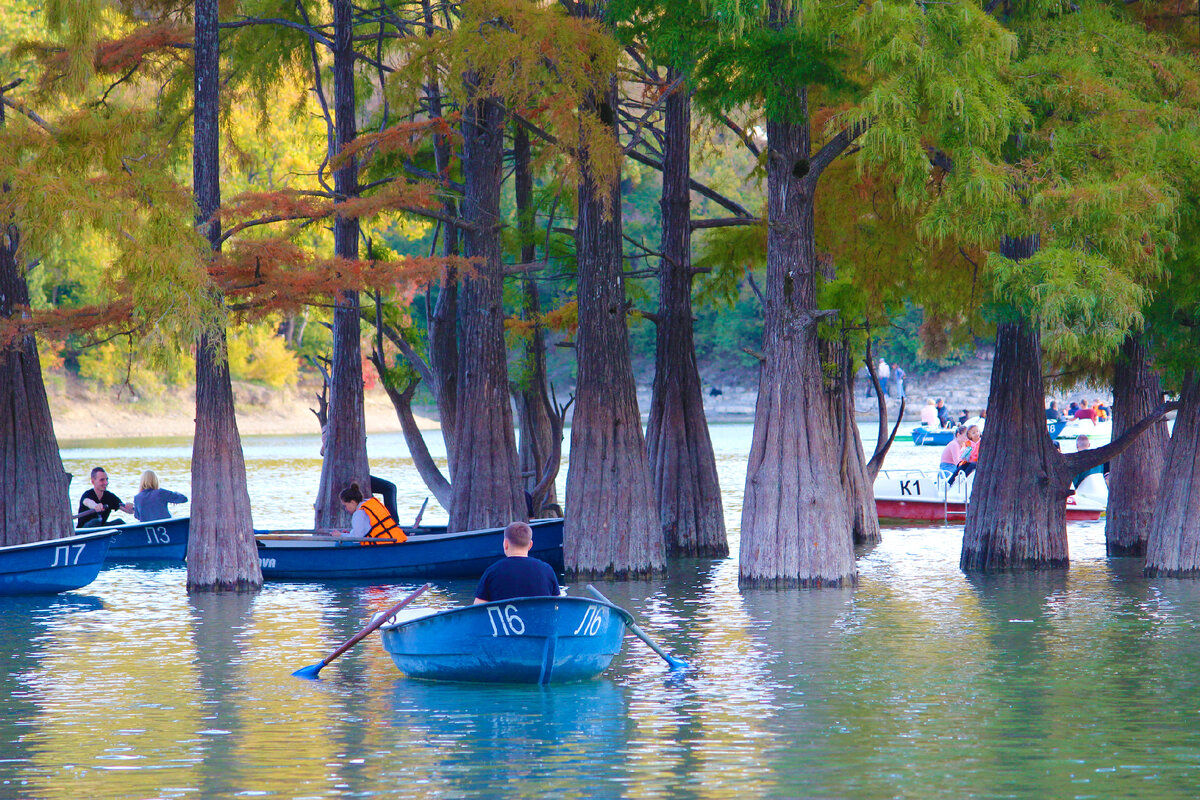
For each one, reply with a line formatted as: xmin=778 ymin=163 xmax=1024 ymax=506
xmin=384 ymin=680 xmax=628 ymax=796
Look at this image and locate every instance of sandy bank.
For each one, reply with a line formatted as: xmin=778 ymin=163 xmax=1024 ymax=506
xmin=46 ymin=377 xmax=438 ymax=443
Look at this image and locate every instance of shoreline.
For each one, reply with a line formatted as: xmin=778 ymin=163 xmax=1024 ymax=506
xmin=46 ymin=379 xmax=439 ymax=443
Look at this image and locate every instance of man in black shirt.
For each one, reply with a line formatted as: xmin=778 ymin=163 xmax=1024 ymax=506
xmin=77 ymin=466 xmax=134 ymax=528
xmin=474 ymin=521 xmax=560 ymax=603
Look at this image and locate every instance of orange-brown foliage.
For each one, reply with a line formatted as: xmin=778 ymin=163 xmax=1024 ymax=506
xmin=212 ymin=238 xmax=476 ymax=318
xmin=93 ymin=24 xmax=192 ymax=74
xmin=337 ymin=116 xmax=461 ymax=169
xmin=0 ymin=301 xmax=137 ymax=347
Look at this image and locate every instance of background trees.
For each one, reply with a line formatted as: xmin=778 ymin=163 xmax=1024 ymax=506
xmin=2 ymin=0 xmax=1199 ymax=585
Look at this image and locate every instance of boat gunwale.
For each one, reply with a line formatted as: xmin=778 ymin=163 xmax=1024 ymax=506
xmin=380 ymin=595 xmax=615 ymax=632
xmin=0 ymin=529 xmax=117 ymax=554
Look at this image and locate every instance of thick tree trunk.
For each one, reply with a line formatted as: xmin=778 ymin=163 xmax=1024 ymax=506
xmin=1144 ymin=374 xmax=1200 ymax=577
xmin=0 ymin=165 xmax=71 ymax=544
xmin=314 ymin=0 xmax=370 ymax=528
xmin=511 ymin=124 xmax=559 ymax=512
xmin=564 ymin=77 xmax=663 ymax=577
xmin=1106 ymin=334 xmax=1168 ymax=556
xmin=187 ymin=0 xmax=261 ymax=591
xmin=645 ymin=79 xmax=727 ymax=558
xmin=961 ymin=237 xmax=1073 ymax=572
xmin=448 ymin=92 xmax=525 ymax=531
xmin=739 ymin=95 xmax=855 ymax=587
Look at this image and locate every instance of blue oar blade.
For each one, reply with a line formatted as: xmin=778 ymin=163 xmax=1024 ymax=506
xmin=292 ymin=662 xmax=325 ymax=680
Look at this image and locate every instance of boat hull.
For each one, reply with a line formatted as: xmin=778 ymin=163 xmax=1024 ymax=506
xmin=0 ymin=530 xmax=115 ymax=595
xmin=910 ymin=426 xmax=953 ymax=446
xmin=874 ymin=470 xmax=1104 ymax=523
xmin=380 ymin=596 xmax=625 ymax=684
xmin=98 ymin=516 xmax=190 ymax=561
xmin=1056 ymin=418 xmax=1112 ymax=440
xmin=255 ymin=518 xmax=564 ymax=580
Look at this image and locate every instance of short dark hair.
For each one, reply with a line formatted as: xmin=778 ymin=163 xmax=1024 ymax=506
xmin=339 ymin=482 xmax=364 ymax=503
xmin=504 ymin=521 xmax=533 ymax=548
xmin=90 ymin=467 xmax=107 ymax=479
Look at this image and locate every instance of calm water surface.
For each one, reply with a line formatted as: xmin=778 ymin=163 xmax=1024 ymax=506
xmin=6 ymin=425 xmax=1199 ymax=798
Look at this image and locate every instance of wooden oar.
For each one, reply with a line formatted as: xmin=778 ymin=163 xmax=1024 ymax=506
xmin=411 ymin=497 xmax=429 ymax=529
xmin=585 ymin=585 xmax=688 ymax=672
xmin=292 ymin=583 xmax=431 ymax=679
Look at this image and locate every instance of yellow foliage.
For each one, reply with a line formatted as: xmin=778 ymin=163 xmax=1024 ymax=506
xmin=76 ymin=337 xmax=195 ymax=396
xmin=226 ymin=322 xmax=300 ymax=388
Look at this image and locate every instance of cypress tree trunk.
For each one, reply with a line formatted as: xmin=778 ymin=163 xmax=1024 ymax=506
xmin=314 ymin=0 xmax=370 ymax=528
xmin=1106 ymin=334 xmax=1168 ymax=556
xmin=1144 ymin=374 xmax=1200 ymax=577
xmin=645 ymin=78 xmax=727 ymax=558
xmin=739 ymin=96 xmax=854 ymax=587
xmin=0 ymin=100 xmax=72 ymax=545
xmin=961 ymin=236 xmax=1073 ymax=572
xmin=512 ymin=124 xmax=558 ymax=512
xmin=448 ymin=92 xmax=525 ymax=531
xmin=187 ymin=0 xmax=261 ymax=591
xmin=564 ymin=77 xmax=663 ymax=577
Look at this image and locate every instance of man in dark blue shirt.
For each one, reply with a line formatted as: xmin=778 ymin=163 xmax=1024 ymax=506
xmin=474 ymin=521 xmax=560 ymax=603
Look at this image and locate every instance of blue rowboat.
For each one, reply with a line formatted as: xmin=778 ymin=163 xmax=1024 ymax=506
xmin=911 ymin=425 xmax=953 ymax=446
xmin=379 ymin=596 xmax=626 ymax=684
xmin=95 ymin=516 xmax=190 ymax=561
xmin=255 ymin=517 xmax=564 ymax=581
xmin=0 ymin=530 xmax=116 ymax=595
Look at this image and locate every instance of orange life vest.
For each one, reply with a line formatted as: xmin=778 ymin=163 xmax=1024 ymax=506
xmin=360 ymin=497 xmax=407 ymax=544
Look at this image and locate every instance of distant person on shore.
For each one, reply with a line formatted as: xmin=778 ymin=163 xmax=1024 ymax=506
xmin=338 ymin=482 xmax=407 ymax=544
xmin=936 ymin=398 xmax=950 ymax=428
xmin=1072 ymin=435 xmax=1109 ymax=490
xmin=1046 ymin=401 xmax=1063 ymax=422
xmin=77 ymin=467 xmax=134 ymax=528
xmin=878 ymin=359 xmax=891 ymax=397
xmin=921 ymin=399 xmax=939 ymax=427
xmin=893 ymin=364 xmax=906 ymax=399
xmin=939 ymin=426 xmax=969 ymax=477
xmin=133 ymin=470 xmax=188 ymax=521
xmin=474 ymin=521 xmax=560 ymax=604
xmin=948 ymin=425 xmax=982 ymax=486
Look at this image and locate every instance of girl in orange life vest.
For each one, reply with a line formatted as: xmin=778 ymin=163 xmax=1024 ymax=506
xmin=339 ymin=482 xmax=407 ymax=544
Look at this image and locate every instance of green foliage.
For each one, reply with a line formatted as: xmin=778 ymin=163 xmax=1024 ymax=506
xmin=992 ymin=246 xmax=1148 ymax=359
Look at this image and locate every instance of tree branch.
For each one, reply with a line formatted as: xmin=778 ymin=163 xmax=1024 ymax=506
xmin=807 ymin=120 xmax=870 ymax=187
xmin=1062 ymin=400 xmax=1179 ymax=476
xmin=626 ymin=148 xmax=753 ymax=218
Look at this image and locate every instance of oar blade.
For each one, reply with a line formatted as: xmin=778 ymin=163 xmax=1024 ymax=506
xmin=291 ymin=662 xmax=325 ymax=680
xmin=291 ymin=583 xmax=431 ymax=681
xmin=585 ymin=585 xmax=689 ymax=672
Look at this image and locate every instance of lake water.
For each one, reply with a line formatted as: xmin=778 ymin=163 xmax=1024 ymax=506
xmin=8 ymin=423 xmax=1199 ymax=799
